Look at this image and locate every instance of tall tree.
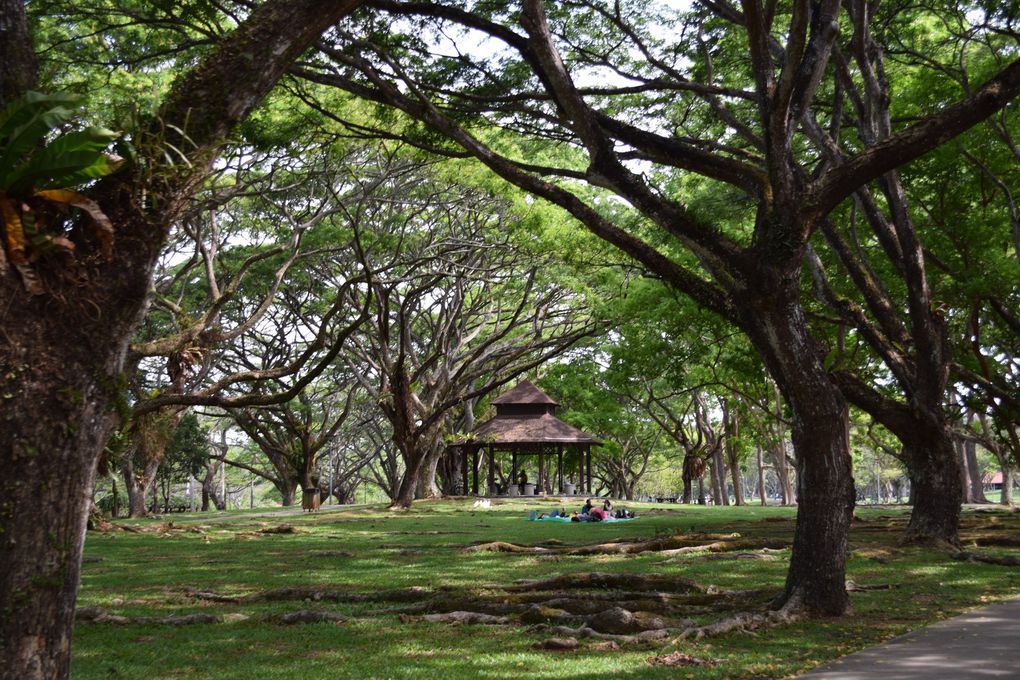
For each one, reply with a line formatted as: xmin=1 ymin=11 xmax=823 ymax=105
xmin=300 ymin=0 xmax=1020 ymax=613
xmin=342 ymin=155 xmax=592 ymax=507
xmin=0 ymin=2 xmax=364 ymax=676
xmin=228 ymin=380 xmax=360 ymax=505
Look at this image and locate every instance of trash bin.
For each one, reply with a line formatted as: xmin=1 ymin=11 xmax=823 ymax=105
xmin=563 ymin=482 xmax=576 ymax=495
xmin=523 ymin=483 xmax=536 ymax=496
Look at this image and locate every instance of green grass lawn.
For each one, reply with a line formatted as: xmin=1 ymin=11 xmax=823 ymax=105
xmin=72 ymin=500 xmax=1020 ymax=679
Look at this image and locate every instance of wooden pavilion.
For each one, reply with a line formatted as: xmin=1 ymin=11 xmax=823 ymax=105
xmin=451 ymin=380 xmax=601 ymax=496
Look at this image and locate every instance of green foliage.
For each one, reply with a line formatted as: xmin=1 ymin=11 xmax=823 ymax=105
xmin=0 ymin=90 xmax=123 ymax=293
xmin=0 ymin=91 xmax=121 ymax=194
xmin=161 ymin=412 xmax=209 ymax=482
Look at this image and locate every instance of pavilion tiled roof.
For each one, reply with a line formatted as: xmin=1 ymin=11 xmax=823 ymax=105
xmin=490 ymin=379 xmax=559 ymax=405
xmin=467 ymin=412 xmax=602 ymax=445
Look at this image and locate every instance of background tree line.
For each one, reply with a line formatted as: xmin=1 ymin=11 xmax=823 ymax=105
xmin=1 ymin=0 xmax=1017 ymax=676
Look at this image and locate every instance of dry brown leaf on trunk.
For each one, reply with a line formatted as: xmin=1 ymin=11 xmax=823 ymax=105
xmin=0 ymin=196 xmax=43 ymax=294
xmin=35 ymin=189 xmax=115 ymax=258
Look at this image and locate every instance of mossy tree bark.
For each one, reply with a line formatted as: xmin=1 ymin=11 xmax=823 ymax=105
xmin=0 ymin=2 xmax=364 ymax=677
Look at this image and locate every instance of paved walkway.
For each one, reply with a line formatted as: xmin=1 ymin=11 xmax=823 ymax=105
xmin=797 ymin=595 xmax=1020 ymax=678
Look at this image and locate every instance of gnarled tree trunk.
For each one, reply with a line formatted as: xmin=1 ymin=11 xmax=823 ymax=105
xmin=1003 ymin=466 xmax=1016 ymax=507
xmin=902 ymin=420 xmax=962 ymax=546
xmin=0 ymin=2 xmax=364 ymax=677
xmin=965 ymin=439 xmax=988 ymax=503
xmin=123 ymin=456 xmax=161 ymax=518
xmin=741 ymin=283 xmax=855 ymax=616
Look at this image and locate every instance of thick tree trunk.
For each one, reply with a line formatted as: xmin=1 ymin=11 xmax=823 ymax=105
xmin=393 ymin=456 xmax=426 ymax=508
xmin=726 ymin=414 xmax=744 ymax=505
xmin=200 ymin=461 xmax=226 ymax=511
xmin=391 ymin=433 xmax=431 ymax=508
xmin=770 ymin=443 xmax=794 ymax=505
xmin=0 ymin=0 xmax=37 ymax=106
xmin=416 ymin=439 xmax=446 ymax=499
xmin=709 ymin=447 xmax=724 ymax=505
xmin=957 ymin=437 xmax=973 ymax=504
xmin=740 ymin=284 xmax=854 ymax=616
xmin=122 ymin=406 xmax=184 ymax=517
xmin=902 ymin=422 xmax=962 ymax=546
xmin=278 ymin=478 xmax=298 ymax=507
xmin=1 ymin=304 xmax=131 ymax=679
xmin=965 ymin=440 xmax=988 ymax=503
xmin=111 ymin=477 xmax=120 ymax=518
xmin=757 ymin=445 xmax=767 ymax=506
xmin=713 ymin=445 xmax=729 ymax=505
xmin=1003 ymin=466 xmax=1016 ymax=507
xmin=123 ymin=456 xmax=161 ymax=518
xmin=0 ymin=3 xmax=365 ymax=676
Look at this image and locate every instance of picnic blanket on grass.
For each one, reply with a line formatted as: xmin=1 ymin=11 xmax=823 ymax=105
xmin=528 ymin=515 xmax=635 ymax=523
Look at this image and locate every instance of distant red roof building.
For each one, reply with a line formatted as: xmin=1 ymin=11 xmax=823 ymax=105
xmin=984 ymin=472 xmax=1003 ymax=485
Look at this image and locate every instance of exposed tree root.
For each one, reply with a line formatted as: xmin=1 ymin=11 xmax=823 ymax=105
xmin=463 ymin=541 xmax=552 ymax=553
xmin=504 ymin=572 xmax=705 ymax=594
xmin=182 ymin=585 xmax=432 ymax=605
xmin=272 ymin=610 xmax=347 ymax=625
xmin=676 ymin=598 xmax=801 ymax=640
xmin=532 ymin=637 xmax=579 ymax=651
xmin=972 ymin=536 xmax=1020 ymax=548
xmin=77 ymin=605 xmax=348 ymax=626
xmin=900 ymin=535 xmax=963 ymax=551
xmin=646 ymin=651 xmax=716 ymax=667
xmin=375 ymin=599 xmax=531 ymax=617
xmin=412 ymin=611 xmax=509 ymax=625
xmin=464 ymin=535 xmax=788 ymax=557
xmin=952 ymin=550 xmax=1020 ymax=567
xmin=687 ymin=551 xmax=780 ymax=562
xmin=535 ymin=623 xmax=673 ymax=644
xmin=844 ymin=580 xmax=893 ymax=592
xmin=654 ymin=539 xmax=790 ymax=557
xmin=184 ymin=589 xmax=242 ymax=604
xmin=77 ymin=607 xmax=225 ymax=626
xmin=376 ymin=587 xmax=766 ymax=619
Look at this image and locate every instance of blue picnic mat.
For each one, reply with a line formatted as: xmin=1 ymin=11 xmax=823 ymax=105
xmin=527 ymin=515 xmax=635 ymax=523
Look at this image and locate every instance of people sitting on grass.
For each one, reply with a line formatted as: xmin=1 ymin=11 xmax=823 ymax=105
xmin=561 ymin=498 xmax=636 ymax=521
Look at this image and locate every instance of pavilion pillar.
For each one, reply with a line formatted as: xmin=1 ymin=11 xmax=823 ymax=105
xmin=538 ymin=451 xmax=545 ymax=494
xmin=556 ymin=445 xmax=563 ymax=493
xmin=487 ymin=445 xmax=495 ymax=495
xmin=577 ymin=448 xmax=584 ymax=496
xmin=586 ymin=446 xmax=592 ymax=494
xmin=461 ymin=446 xmax=469 ymax=496
xmin=472 ymin=448 xmax=480 ymax=496
xmin=511 ymin=450 xmax=518 ymax=494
